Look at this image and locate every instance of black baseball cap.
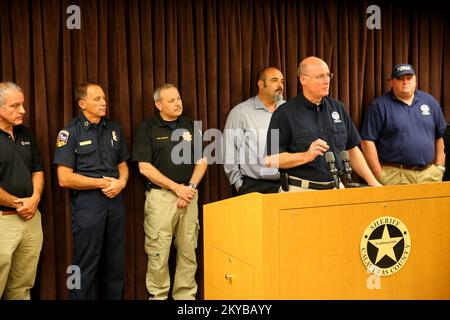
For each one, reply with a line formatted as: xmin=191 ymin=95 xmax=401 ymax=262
xmin=391 ymin=64 xmax=415 ymax=79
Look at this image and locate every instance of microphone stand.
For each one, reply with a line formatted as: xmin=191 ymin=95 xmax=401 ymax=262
xmin=325 ymin=152 xmax=341 ymax=189
xmin=339 ymin=150 xmax=368 ymax=188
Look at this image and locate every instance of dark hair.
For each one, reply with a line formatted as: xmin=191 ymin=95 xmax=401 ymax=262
xmin=256 ymin=67 xmax=280 ymax=87
xmin=74 ymin=82 xmax=99 ymax=103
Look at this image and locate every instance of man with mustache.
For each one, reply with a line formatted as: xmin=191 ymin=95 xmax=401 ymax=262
xmin=223 ymin=67 xmax=285 ymax=195
xmin=265 ymin=56 xmax=381 ymax=191
xmin=360 ymin=64 xmax=446 ymax=185
xmin=54 ymin=82 xmax=129 ymax=299
xmin=132 ymin=83 xmax=207 ymax=300
xmin=0 ymin=82 xmax=44 ymax=299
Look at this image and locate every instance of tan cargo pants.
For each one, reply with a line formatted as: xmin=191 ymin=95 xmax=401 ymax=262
xmin=144 ymin=189 xmax=199 ymax=300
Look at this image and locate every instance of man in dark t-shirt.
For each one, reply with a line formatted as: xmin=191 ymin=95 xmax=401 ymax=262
xmin=0 ymin=82 xmax=44 ymax=300
xmin=132 ymin=83 xmax=207 ymax=300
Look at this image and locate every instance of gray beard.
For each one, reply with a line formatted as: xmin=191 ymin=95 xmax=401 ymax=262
xmin=273 ymin=92 xmax=283 ymax=102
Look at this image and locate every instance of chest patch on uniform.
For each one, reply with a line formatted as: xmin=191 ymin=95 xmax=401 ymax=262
xmin=56 ymin=130 xmax=70 ymax=147
xmin=420 ymin=104 xmax=430 ymax=115
xmin=20 ymin=141 xmax=31 ymax=146
xmin=332 ymin=111 xmax=342 ymax=123
xmin=182 ymin=131 xmax=192 ymax=141
xmin=79 ymin=140 xmax=92 ymax=146
xmin=156 ymin=136 xmax=169 ymax=140
xmin=112 ymin=130 xmax=118 ymax=141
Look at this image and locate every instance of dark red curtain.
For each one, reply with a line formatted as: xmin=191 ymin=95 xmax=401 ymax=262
xmin=0 ymin=0 xmax=448 ymax=299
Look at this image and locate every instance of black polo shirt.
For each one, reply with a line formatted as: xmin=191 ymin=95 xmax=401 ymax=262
xmin=54 ymin=112 xmax=129 ymax=179
xmin=132 ymin=113 xmax=202 ymax=185
xmin=266 ymin=92 xmax=361 ymax=182
xmin=0 ymin=125 xmax=43 ymax=210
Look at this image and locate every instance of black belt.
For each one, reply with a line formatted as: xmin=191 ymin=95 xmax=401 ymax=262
xmin=146 ymin=182 xmax=161 ymax=190
xmin=381 ymin=162 xmax=432 ymax=171
xmin=243 ymin=176 xmax=280 ymax=184
xmin=288 ymin=178 xmax=335 ymax=190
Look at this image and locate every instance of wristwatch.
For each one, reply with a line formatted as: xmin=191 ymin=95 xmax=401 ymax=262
xmin=189 ymin=183 xmax=197 ymax=190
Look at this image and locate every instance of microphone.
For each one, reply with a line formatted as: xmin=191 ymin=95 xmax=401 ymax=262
xmin=325 ymin=151 xmax=341 ymax=189
xmin=339 ymin=150 xmax=353 ymax=182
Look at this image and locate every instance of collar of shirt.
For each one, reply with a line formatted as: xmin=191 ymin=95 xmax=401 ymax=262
xmin=156 ymin=112 xmax=179 ymax=130
xmin=78 ymin=112 xmax=109 ymax=130
xmin=0 ymin=125 xmax=21 ymax=138
xmin=254 ymin=95 xmax=284 ymax=112
xmin=389 ymin=89 xmax=420 ymax=105
xmin=298 ymin=91 xmax=325 ymax=111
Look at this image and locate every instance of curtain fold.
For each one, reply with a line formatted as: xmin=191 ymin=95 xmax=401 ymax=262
xmin=0 ymin=0 xmax=448 ymax=299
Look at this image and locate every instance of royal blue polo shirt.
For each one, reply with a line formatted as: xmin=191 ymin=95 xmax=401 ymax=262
xmin=360 ymin=90 xmax=446 ymax=166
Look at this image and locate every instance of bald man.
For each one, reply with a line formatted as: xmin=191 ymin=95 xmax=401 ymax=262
xmin=265 ymin=56 xmax=381 ymax=192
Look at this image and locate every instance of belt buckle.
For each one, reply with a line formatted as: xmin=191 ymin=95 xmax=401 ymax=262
xmin=300 ymin=179 xmax=309 ymax=189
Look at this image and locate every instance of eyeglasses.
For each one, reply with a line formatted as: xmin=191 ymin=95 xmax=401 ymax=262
xmin=301 ymin=73 xmax=334 ymax=81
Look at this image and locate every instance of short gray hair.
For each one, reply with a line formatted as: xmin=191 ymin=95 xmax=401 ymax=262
xmin=153 ymin=83 xmax=176 ymax=103
xmin=297 ymin=62 xmax=306 ymax=76
xmin=0 ymin=82 xmax=22 ymax=107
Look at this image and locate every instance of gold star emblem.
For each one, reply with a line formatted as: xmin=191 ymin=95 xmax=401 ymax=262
xmin=369 ymin=225 xmax=403 ymax=264
xmin=360 ymin=216 xmax=411 ymax=277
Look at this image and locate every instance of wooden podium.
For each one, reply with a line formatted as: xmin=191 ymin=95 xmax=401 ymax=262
xmin=203 ymin=182 xmax=450 ymax=299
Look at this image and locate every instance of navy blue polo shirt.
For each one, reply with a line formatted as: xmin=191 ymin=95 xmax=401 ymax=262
xmin=360 ymin=90 xmax=446 ymax=166
xmin=54 ymin=112 xmax=129 ymax=178
xmin=132 ymin=113 xmax=202 ymax=184
xmin=266 ymin=92 xmax=361 ymax=182
xmin=0 ymin=126 xmax=43 ymax=210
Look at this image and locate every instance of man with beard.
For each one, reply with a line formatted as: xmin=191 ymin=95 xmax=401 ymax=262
xmin=223 ymin=67 xmax=285 ymax=195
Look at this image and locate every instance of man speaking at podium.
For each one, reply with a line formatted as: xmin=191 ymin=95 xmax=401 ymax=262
xmin=264 ymin=56 xmax=381 ymax=192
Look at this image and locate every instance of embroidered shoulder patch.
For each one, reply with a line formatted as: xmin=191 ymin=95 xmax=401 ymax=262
xmin=56 ymin=130 xmax=70 ymax=147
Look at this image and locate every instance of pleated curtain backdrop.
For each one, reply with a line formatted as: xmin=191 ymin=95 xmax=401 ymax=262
xmin=0 ymin=0 xmax=449 ymax=299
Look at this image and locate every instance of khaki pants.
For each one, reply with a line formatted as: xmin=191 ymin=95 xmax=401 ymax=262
xmin=0 ymin=210 xmax=43 ymax=300
xmin=379 ymin=164 xmax=444 ymax=185
xmin=144 ymin=189 xmax=199 ymax=300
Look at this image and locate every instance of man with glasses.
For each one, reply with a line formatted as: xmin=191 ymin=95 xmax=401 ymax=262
xmin=265 ymin=56 xmax=381 ymax=192
xmin=360 ymin=64 xmax=446 ymax=185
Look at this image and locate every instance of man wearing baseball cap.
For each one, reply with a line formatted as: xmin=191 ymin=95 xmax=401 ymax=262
xmin=360 ymin=63 xmax=447 ymax=185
